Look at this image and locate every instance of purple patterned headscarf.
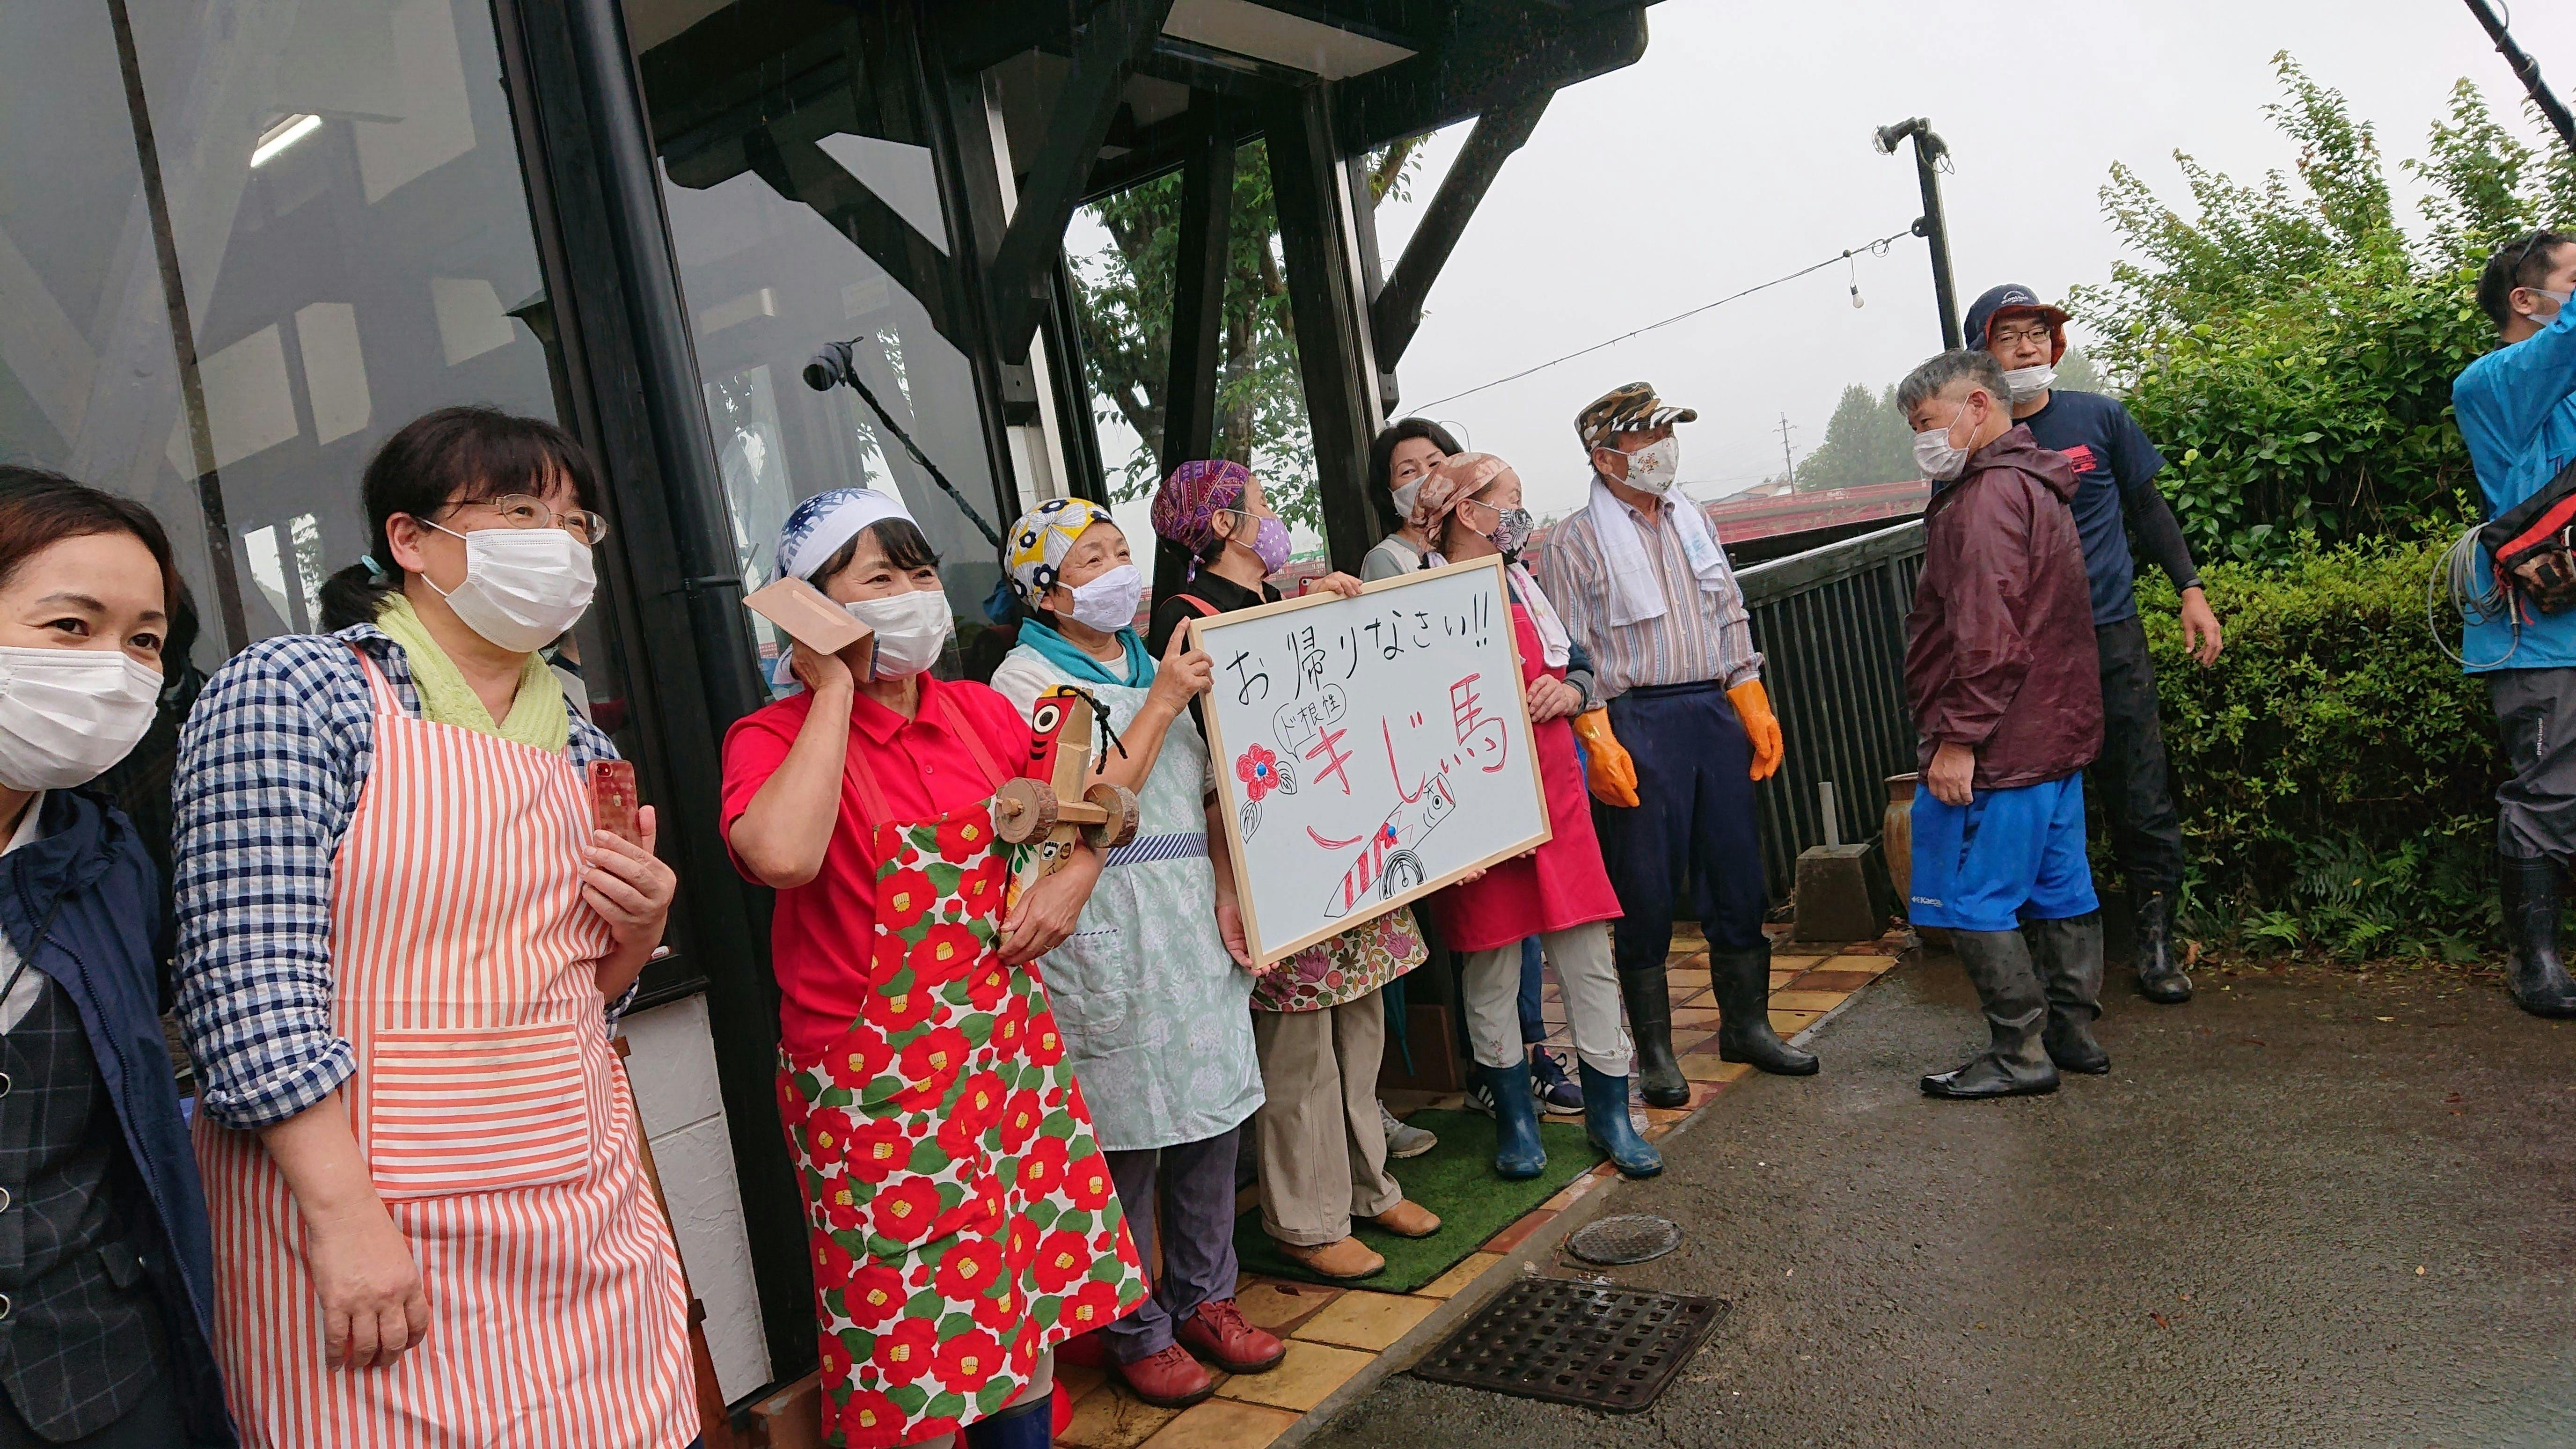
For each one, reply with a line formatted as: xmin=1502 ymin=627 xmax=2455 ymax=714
xmin=1150 ymin=458 xmax=1252 ymax=554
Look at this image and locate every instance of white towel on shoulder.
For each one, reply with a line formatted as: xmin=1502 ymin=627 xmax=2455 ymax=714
xmin=1587 ymin=477 xmax=1730 ymax=626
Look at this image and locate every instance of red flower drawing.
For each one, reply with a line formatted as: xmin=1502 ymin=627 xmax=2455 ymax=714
xmin=934 ymin=1236 xmax=1003 ymax=1300
xmin=1236 ymin=745 xmax=1282 ymax=801
xmin=875 ymin=1317 xmax=939 ymax=1376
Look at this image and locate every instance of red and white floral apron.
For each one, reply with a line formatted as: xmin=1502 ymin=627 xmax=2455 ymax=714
xmin=776 ymin=693 xmax=1147 ymax=1448
xmin=195 ymin=651 xmax=694 ymax=1447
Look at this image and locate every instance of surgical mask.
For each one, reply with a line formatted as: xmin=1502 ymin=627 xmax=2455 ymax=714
xmin=1490 ymin=507 xmax=1534 ymax=561
xmin=2002 ymin=364 xmax=2056 ymax=404
xmin=426 ymin=522 xmax=596 ymax=653
xmin=0 ymin=648 xmax=161 ymax=790
xmin=844 ymin=588 xmax=953 ymax=678
xmin=1390 ymin=478 xmax=1423 ymax=523
xmin=1613 ymin=437 xmax=1682 ymax=494
xmin=1063 ymin=563 xmax=1143 ymax=634
xmin=1913 ymin=405 xmax=1979 ymax=483
xmin=2526 ymin=288 xmax=2571 ymax=323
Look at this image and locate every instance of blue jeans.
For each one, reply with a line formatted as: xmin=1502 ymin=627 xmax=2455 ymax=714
xmin=1516 ymin=937 xmax=1546 ymax=1045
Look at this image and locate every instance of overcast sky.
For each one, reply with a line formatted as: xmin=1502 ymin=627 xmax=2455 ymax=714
xmin=1093 ymin=0 xmax=2576 ymax=543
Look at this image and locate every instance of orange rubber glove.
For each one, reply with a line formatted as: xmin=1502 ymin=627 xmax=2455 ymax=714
xmin=1571 ymin=707 xmax=1639 ymax=808
xmin=1728 ymin=679 xmax=1784 ymax=781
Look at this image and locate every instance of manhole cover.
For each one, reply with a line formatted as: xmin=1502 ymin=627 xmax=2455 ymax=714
xmin=1411 ymin=1278 xmax=1727 ymax=1413
xmin=1566 ymin=1214 xmax=1683 ymax=1266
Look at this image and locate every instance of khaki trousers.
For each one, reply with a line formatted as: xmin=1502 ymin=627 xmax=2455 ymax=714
xmin=1460 ymin=921 xmax=1632 ymax=1077
xmin=1252 ymin=989 xmax=1402 ymax=1246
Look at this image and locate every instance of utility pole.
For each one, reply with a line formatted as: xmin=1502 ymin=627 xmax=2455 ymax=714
xmin=2462 ymin=0 xmax=2576 ymax=154
xmin=1777 ymin=413 xmax=1796 ymax=483
xmin=1874 ymin=117 xmax=1961 ymax=349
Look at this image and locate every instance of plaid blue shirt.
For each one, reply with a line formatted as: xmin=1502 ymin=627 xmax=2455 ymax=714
xmin=173 ymin=625 xmax=624 ymax=1131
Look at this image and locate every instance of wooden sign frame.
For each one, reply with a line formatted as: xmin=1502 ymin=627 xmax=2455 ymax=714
xmin=1188 ymin=555 xmax=1554 ymax=965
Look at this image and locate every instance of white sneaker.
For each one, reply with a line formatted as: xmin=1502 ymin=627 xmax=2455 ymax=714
xmin=1379 ymin=1099 xmax=1437 ymax=1159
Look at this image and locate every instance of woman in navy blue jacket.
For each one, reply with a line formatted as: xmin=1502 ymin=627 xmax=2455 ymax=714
xmin=0 ymin=466 xmax=231 ymax=1447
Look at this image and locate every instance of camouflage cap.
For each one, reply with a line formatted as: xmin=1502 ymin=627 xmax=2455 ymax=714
xmin=1576 ymin=382 xmax=1698 ymax=451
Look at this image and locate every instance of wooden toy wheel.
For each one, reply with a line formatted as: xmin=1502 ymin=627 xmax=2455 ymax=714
xmin=994 ymin=778 xmax=1059 ymax=843
xmin=1082 ymin=782 xmax=1142 ymax=849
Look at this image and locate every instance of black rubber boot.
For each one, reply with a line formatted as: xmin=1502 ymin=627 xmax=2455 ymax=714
xmin=1922 ymin=929 xmax=2060 ymax=1099
xmin=2027 ymin=912 xmax=2110 ymax=1075
xmin=1618 ymin=969 xmax=1691 ymax=1107
xmin=1711 ymin=942 xmax=1818 ymax=1077
xmin=2502 ymin=854 xmax=2576 ymax=1018
xmin=2133 ymin=889 xmax=2192 ymax=1003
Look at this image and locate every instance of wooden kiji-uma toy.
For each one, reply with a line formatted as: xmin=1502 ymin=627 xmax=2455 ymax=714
xmin=994 ymin=685 xmax=1141 ymax=900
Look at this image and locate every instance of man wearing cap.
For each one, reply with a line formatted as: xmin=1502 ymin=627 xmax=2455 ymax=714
xmin=1967 ymin=284 xmax=2222 ymax=1005
xmin=1537 ymin=383 xmax=1811 ymax=1108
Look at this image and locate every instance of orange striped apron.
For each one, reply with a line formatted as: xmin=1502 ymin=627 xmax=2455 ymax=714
xmin=195 ymin=651 xmax=695 ymax=1448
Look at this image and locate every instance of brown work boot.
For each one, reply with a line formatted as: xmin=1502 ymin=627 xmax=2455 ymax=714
xmin=1177 ymin=1298 xmax=1286 ymax=1374
xmin=1369 ymin=1200 xmax=1442 ymax=1239
xmin=1112 ymin=1342 xmax=1215 ymax=1408
xmin=1275 ymin=1235 xmax=1385 ymax=1281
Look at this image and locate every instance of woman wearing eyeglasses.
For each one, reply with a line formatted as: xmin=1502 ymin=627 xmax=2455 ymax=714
xmin=173 ymin=407 xmax=694 ymax=1446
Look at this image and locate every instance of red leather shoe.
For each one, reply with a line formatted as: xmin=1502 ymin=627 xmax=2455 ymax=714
xmin=1113 ymin=1343 xmax=1215 ymax=1408
xmin=1177 ymin=1298 xmax=1287 ymax=1375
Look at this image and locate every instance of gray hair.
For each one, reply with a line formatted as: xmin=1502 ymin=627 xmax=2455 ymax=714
xmin=1895 ymin=349 xmax=2012 ymax=415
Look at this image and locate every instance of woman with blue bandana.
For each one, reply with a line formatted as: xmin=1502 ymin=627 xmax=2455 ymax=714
xmin=986 ymin=498 xmax=1283 ymax=1410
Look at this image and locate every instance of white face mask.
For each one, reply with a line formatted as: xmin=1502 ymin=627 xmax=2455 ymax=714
xmin=1612 ymin=436 xmax=1683 ymax=494
xmin=1061 ymin=563 xmax=1143 ymax=634
xmin=1390 ymin=478 xmax=1424 ymax=524
xmin=0 ymin=648 xmax=161 ymax=790
xmin=844 ymin=588 xmax=953 ymax=678
xmin=2002 ymin=364 xmax=2056 ymax=404
xmin=426 ymin=523 xmax=596 ymax=653
xmin=2524 ymin=287 xmax=2572 ymax=324
xmin=1913 ymin=399 xmax=1983 ymax=483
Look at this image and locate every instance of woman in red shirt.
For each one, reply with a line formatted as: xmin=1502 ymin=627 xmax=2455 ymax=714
xmin=721 ymin=488 xmax=1146 ymax=1449
xmin=1411 ymin=455 xmax=1661 ymax=1182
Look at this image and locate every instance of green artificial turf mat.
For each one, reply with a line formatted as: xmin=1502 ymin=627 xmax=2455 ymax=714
xmin=1235 ymin=1109 xmax=1605 ymax=1293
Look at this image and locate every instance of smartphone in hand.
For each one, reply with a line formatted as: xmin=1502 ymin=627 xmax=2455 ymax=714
xmin=588 ymin=759 xmax=642 ymax=846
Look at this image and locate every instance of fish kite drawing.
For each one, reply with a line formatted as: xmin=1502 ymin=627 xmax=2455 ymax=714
xmin=1321 ymin=772 xmax=1458 ymax=920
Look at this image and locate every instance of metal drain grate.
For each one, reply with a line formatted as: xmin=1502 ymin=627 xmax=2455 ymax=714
xmin=1566 ymin=1214 xmax=1683 ymax=1266
xmin=1411 ymin=1278 xmax=1727 ymax=1413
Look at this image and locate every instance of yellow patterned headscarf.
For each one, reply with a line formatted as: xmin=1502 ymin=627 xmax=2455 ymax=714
xmin=1005 ymin=497 xmax=1118 ymax=608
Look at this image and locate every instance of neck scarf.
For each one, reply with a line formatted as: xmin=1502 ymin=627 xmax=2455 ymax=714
xmin=1586 ymin=476 xmax=1731 ymax=627
xmin=373 ymin=593 xmax=570 ymax=753
xmin=1507 ymin=561 xmax=1574 ymax=669
xmin=1015 ymin=617 xmax=1153 ymax=690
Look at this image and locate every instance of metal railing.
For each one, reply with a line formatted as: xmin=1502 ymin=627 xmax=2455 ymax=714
xmin=1735 ymin=520 xmax=1926 ymax=902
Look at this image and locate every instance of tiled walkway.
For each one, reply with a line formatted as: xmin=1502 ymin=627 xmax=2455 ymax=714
xmin=1053 ymin=929 xmax=1903 ymax=1449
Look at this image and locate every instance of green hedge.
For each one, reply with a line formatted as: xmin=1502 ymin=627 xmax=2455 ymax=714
xmin=2134 ymin=537 xmax=2503 ymax=962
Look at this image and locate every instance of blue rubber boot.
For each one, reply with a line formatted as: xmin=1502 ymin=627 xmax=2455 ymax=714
xmin=1579 ymin=1062 xmax=1663 ymax=1178
xmin=1479 ymin=1062 xmax=1547 ymax=1180
xmin=964 ymin=1392 xmax=1053 ymax=1449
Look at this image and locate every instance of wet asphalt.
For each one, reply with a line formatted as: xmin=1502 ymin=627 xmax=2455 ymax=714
xmin=1311 ymin=953 xmax=2576 ymax=1448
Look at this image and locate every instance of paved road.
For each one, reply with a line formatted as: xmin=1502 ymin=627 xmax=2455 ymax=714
xmin=1312 ymin=953 xmax=2576 ymax=1448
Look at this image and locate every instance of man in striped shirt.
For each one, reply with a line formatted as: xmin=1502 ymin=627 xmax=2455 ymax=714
xmin=1537 ymin=382 xmax=1811 ymax=1108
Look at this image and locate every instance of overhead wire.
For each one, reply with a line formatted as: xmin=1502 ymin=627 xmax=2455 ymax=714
xmin=1411 ymin=228 xmax=1917 ymax=412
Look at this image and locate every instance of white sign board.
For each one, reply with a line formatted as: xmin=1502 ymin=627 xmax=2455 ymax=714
xmin=1190 ymin=556 xmax=1552 ymax=965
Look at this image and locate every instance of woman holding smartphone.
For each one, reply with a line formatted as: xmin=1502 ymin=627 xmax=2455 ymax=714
xmin=723 ymin=488 xmax=1145 ymax=1449
xmin=174 ymin=407 xmax=692 ymax=1446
